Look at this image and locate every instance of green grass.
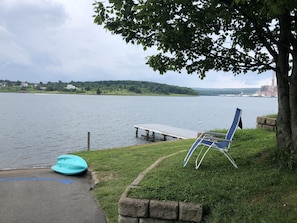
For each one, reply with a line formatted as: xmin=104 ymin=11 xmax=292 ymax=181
xmin=266 ymin=114 xmax=278 ymax=118
xmin=75 ymin=129 xmax=297 ymax=223
xmin=75 ymin=140 xmax=190 ymax=223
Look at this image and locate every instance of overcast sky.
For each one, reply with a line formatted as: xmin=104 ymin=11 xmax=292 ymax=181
xmin=0 ymin=0 xmax=275 ymax=88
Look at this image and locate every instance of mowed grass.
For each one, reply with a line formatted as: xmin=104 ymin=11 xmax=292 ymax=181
xmin=75 ymin=139 xmax=191 ymax=223
xmin=75 ymin=129 xmax=297 ymax=223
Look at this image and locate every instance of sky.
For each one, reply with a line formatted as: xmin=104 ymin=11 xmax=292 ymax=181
xmin=0 ymin=0 xmax=275 ymax=88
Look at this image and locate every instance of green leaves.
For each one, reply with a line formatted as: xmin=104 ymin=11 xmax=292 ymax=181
xmin=93 ymin=0 xmax=295 ymax=78
xmin=93 ymin=2 xmax=106 ymax=25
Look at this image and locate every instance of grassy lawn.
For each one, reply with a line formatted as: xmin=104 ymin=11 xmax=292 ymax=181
xmin=75 ymin=129 xmax=297 ymax=223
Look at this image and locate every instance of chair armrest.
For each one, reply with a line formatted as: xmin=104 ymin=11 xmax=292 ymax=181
xmin=203 ymin=136 xmax=231 ymax=142
xmin=203 ymin=132 xmax=226 ymax=137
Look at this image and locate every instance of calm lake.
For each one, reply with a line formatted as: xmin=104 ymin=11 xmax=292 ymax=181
xmin=0 ymin=93 xmax=277 ymax=170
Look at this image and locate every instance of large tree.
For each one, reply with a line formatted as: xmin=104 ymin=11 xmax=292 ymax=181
xmin=93 ymin=0 xmax=297 ymax=168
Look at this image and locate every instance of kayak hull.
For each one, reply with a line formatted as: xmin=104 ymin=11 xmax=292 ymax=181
xmin=51 ymin=154 xmax=88 ymax=175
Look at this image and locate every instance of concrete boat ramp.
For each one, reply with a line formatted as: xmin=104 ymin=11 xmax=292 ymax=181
xmin=134 ymin=124 xmax=198 ymax=141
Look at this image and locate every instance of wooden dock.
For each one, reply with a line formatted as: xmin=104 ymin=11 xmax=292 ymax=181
xmin=134 ymin=124 xmax=198 ymax=141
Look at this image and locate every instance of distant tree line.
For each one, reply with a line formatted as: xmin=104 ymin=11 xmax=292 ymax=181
xmin=0 ymin=80 xmax=198 ymax=96
xmin=196 ymin=88 xmax=259 ymax=96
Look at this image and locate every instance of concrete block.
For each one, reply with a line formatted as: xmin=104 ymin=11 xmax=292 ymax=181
xmin=266 ymin=117 xmax=276 ymax=126
xmin=140 ymin=218 xmax=173 ymax=223
xmin=149 ymin=200 xmax=178 ymax=220
xmin=179 ymin=202 xmax=203 ymax=223
xmin=257 ymin=116 xmax=266 ymax=124
xmin=263 ymin=125 xmax=276 ymax=131
xmin=119 ymin=197 xmax=149 ymax=217
xmin=118 ymin=215 xmax=138 ymax=223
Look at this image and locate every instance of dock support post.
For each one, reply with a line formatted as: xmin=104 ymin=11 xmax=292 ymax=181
xmin=135 ymin=127 xmax=139 ymax=137
xmin=163 ymin=134 xmax=167 ymax=141
xmin=146 ymin=130 xmax=149 ymax=140
xmin=152 ymin=132 xmax=155 ymax=142
xmin=87 ymin=132 xmax=90 ymax=151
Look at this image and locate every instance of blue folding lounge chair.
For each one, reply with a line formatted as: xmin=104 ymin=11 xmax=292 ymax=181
xmin=183 ymin=108 xmax=242 ymax=169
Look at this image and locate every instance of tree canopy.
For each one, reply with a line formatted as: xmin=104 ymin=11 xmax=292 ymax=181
xmin=94 ymin=0 xmax=297 ymax=168
xmin=94 ymin=0 xmax=294 ymax=76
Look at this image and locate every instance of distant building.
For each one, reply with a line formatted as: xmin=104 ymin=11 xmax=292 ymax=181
xmin=256 ymin=74 xmax=277 ymax=97
xmin=20 ymin=82 xmax=29 ymax=88
xmin=66 ymin=84 xmax=76 ymax=90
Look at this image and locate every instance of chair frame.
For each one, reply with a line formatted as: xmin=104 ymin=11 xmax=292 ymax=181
xmin=183 ymin=108 xmax=242 ymax=169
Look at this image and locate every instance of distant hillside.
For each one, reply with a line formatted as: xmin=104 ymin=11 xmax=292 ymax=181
xmin=194 ymin=88 xmax=259 ymax=96
xmin=0 ymin=80 xmax=198 ymax=96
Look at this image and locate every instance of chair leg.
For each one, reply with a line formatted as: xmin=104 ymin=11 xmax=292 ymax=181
xmin=222 ymin=151 xmax=238 ymax=168
xmin=183 ymin=136 xmax=203 ymax=167
xmin=194 ymin=145 xmax=206 ymax=167
xmin=195 ymin=146 xmax=213 ymax=169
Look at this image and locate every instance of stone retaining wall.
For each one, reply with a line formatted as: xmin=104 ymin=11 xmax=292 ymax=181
xmin=118 ymin=151 xmax=203 ymax=223
xmin=119 ymin=197 xmax=202 ymax=223
xmin=256 ymin=116 xmax=277 ymax=131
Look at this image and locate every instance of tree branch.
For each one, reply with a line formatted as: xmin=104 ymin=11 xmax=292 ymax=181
xmin=219 ymin=0 xmax=278 ymax=61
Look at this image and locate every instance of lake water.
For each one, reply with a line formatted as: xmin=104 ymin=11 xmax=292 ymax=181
xmin=0 ymin=93 xmax=278 ymax=170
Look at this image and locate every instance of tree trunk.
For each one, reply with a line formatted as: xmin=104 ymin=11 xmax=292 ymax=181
xmin=276 ymin=68 xmax=292 ymax=167
xmin=289 ymin=53 xmax=297 ymax=167
xmin=276 ymin=12 xmax=295 ymax=168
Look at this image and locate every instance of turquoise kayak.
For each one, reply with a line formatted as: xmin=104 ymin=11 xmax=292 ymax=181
xmin=51 ymin=154 xmax=88 ymax=175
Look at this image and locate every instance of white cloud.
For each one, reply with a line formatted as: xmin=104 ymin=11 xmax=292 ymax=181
xmin=0 ymin=0 xmax=274 ymax=88
xmin=0 ymin=26 xmax=31 ymax=67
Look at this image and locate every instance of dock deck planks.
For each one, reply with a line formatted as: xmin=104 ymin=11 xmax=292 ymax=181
xmin=134 ymin=124 xmax=198 ymax=140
